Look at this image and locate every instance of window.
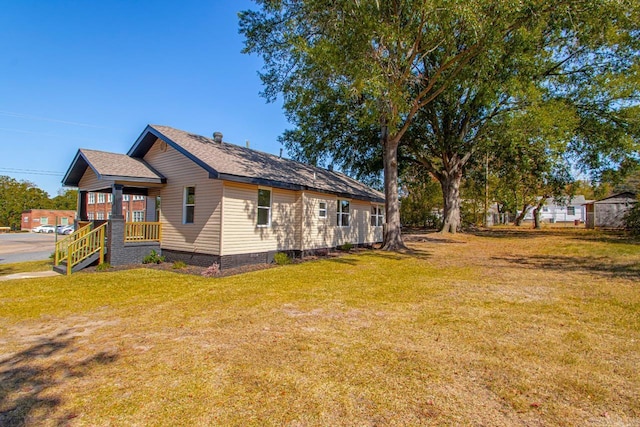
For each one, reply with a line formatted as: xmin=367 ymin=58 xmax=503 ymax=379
xmin=318 ymin=202 xmax=327 ymax=219
xmin=23 ymin=216 xmax=28 ymax=223
xmin=107 ymin=194 xmax=113 ymax=203
xmin=97 ymin=193 xmax=105 ymax=203
xmin=60 ymin=217 xmax=69 ymax=226
xmin=88 ymin=212 xmax=95 ymax=220
xmin=107 ymin=212 xmax=112 ymax=219
xmin=337 ymin=200 xmax=350 ymax=227
xmin=567 ymin=206 xmax=576 ymax=215
xmin=40 ymin=217 xmax=48 ymax=225
xmin=123 ymin=195 xmax=130 ymax=202
xmin=134 ymin=195 xmax=145 ymax=201
xmin=542 ymin=206 xmax=549 ymax=212
xmin=133 ymin=211 xmax=145 ymax=222
xmin=371 ymin=205 xmax=384 ymax=227
xmin=88 ymin=193 xmax=95 ymax=204
xmin=96 ymin=212 xmax=104 ymax=220
xmin=183 ymin=186 xmax=195 ymax=224
xmin=257 ymin=188 xmax=271 ymax=226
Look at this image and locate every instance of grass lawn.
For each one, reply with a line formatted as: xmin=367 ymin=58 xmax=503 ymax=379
xmin=0 ymin=228 xmax=638 ymax=426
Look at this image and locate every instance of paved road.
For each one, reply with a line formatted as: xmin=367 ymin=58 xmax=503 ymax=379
xmin=0 ymin=232 xmax=57 ymax=264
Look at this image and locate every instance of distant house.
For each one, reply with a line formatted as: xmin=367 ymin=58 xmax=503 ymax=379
xmin=21 ymin=209 xmax=76 ymax=231
xmin=522 ymin=195 xmax=592 ymax=224
xmin=61 ymin=125 xmax=385 ymax=269
xmin=584 ymin=192 xmax=637 ymax=229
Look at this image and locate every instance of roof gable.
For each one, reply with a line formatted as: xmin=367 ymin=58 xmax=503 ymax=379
xmin=62 ymin=148 xmax=165 ymax=187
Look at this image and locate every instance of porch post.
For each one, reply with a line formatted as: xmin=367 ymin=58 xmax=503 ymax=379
xmin=111 ymin=184 xmax=124 ymax=219
xmin=77 ymin=191 xmax=88 ymax=221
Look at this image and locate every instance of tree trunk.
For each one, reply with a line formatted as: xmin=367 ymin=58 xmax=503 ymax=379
xmin=439 ymin=167 xmax=463 ymax=234
xmin=514 ymin=204 xmax=530 ymax=226
xmin=532 ymin=198 xmax=545 ymax=229
xmin=381 ymin=130 xmax=406 ymax=251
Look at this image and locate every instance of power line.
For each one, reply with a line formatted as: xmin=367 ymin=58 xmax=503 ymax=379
xmin=0 ymin=168 xmax=64 ymax=176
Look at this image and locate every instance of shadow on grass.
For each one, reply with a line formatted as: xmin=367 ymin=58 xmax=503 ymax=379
xmin=570 ymin=232 xmax=640 ymax=246
xmin=494 ymin=254 xmax=640 ymax=280
xmin=470 ymin=229 xmax=579 ymax=239
xmin=324 ymin=248 xmax=432 ymax=266
xmin=0 ymin=330 xmax=118 ymax=426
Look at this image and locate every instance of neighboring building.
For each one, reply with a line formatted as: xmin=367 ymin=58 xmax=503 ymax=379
xmin=522 ymin=195 xmax=593 ymax=224
xmin=62 ymin=125 xmax=385 ymax=269
xmin=584 ymin=192 xmax=637 ymax=229
xmin=21 ymin=209 xmax=76 ymax=231
xmin=85 ymin=192 xmax=148 ymax=221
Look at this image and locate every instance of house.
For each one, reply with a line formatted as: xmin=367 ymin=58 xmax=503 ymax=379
xmin=584 ymin=192 xmax=637 ymax=229
xmin=85 ymin=191 xmax=148 ymax=221
xmin=21 ymin=209 xmax=76 ymax=231
xmin=60 ymin=125 xmax=385 ymax=270
xmin=522 ymin=195 xmax=592 ymax=224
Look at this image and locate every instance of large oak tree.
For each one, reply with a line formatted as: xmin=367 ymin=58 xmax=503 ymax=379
xmin=240 ymin=0 xmax=639 ymax=241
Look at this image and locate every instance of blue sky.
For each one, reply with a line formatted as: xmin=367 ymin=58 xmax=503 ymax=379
xmin=0 ymin=0 xmax=289 ymax=197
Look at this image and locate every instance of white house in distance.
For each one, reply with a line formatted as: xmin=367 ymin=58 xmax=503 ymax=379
xmin=522 ymin=195 xmax=593 ymax=224
xmin=62 ymin=125 xmax=385 ymax=269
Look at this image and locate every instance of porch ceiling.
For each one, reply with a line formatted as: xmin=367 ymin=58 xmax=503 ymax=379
xmin=62 ymin=148 xmax=166 ymax=189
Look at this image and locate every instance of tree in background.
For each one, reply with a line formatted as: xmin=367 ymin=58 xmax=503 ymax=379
xmin=241 ymin=0 xmax=639 ymax=239
xmin=0 ymin=176 xmax=51 ymax=230
xmin=399 ymin=166 xmax=443 ymax=229
xmin=240 ymin=0 xmax=553 ymax=246
xmin=51 ymin=189 xmax=78 ymax=211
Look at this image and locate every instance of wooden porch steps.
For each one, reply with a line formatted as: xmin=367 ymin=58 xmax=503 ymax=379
xmin=53 ymin=251 xmax=103 ymax=275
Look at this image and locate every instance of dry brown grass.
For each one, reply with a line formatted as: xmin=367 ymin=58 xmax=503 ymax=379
xmin=0 ymin=228 xmax=638 ymax=426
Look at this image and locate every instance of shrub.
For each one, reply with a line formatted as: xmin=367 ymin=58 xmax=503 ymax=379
xmin=172 ymin=260 xmax=187 ymax=269
xmin=142 ymin=250 xmax=165 ymax=264
xmin=624 ymin=204 xmax=640 ymax=235
xmin=201 ymin=263 xmax=220 ymax=278
xmin=96 ymin=262 xmax=111 ymax=271
xmin=273 ymin=252 xmax=292 ymax=265
xmin=339 ymin=242 xmax=353 ymax=251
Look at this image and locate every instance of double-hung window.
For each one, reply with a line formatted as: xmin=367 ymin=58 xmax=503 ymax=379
xmin=88 ymin=193 xmax=95 ymax=204
xmin=337 ymin=200 xmax=350 ymax=227
xmin=371 ymin=205 xmax=384 ymax=227
xmin=257 ymin=188 xmax=271 ymax=227
xmin=567 ymin=206 xmax=576 ymax=215
xmin=318 ymin=202 xmax=327 ymax=219
xmin=183 ymin=186 xmax=195 ymax=224
xmin=97 ymin=193 xmax=105 ymax=203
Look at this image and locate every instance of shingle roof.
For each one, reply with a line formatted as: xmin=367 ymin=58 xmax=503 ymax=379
xmin=80 ymin=149 xmax=163 ymax=180
xmin=62 ymin=148 xmax=165 ymax=187
xmin=129 ymin=125 xmax=384 ymax=203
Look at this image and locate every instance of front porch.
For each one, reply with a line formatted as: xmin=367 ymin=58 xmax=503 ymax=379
xmin=54 ymin=220 xmax=162 ymax=275
xmin=58 ymin=148 xmax=167 ymax=274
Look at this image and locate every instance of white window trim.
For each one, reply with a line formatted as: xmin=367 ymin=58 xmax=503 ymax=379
xmin=257 ymin=187 xmax=272 ymax=227
xmin=371 ymin=204 xmax=384 ymax=227
xmin=183 ymin=186 xmax=195 ymax=224
xmin=337 ymin=199 xmax=350 ymax=227
xmin=88 ymin=193 xmax=95 ymax=204
xmin=318 ymin=201 xmax=327 ymax=219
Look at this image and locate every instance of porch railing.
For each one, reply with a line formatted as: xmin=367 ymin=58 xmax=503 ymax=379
xmin=54 ymin=222 xmax=94 ymax=265
xmin=125 ymin=222 xmax=162 ymax=242
xmin=56 ymin=222 xmax=107 ymax=275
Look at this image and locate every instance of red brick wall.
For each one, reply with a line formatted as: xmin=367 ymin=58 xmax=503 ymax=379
xmin=21 ymin=209 xmax=76 ymax=231
xmin=85 ymin=193 xmax=147 ymax=221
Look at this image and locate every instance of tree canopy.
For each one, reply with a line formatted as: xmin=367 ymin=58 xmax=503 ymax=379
xmin=240 ymin=0 xmax=639 ymax=241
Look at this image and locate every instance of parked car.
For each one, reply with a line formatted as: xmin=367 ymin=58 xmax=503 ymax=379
xmin=32 ymin=225 xmax=56 ymax=233
xmin=57 ymin=225 xmax=74 ymax=235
